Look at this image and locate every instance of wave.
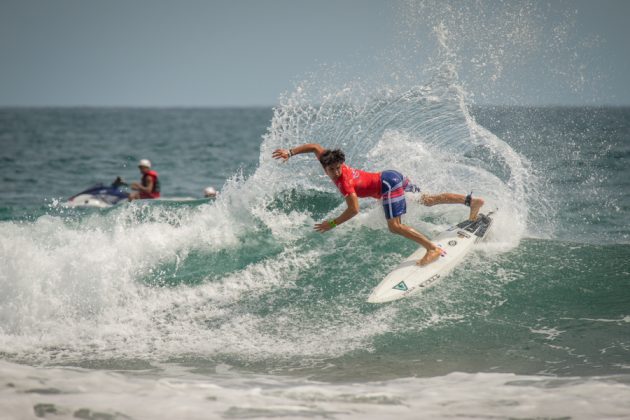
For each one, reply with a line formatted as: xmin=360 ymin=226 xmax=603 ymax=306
xmin=0 ymin=74 xmax=540 ymax=367
xmin=2 ymin=2 xmax=613 ymax=374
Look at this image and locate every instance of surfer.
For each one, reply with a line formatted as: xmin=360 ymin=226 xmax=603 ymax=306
xmin=128 ymin=159 xmax=161 ymax=201
xmin=272 ymin=144 xmax=484 ymax=266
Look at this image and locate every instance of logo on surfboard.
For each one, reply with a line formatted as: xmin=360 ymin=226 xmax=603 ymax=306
xmin=393 ymin=281 xmax=408 ymax=291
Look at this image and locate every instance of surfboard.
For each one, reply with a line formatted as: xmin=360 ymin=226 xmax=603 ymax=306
xmin=367 ymin=212 xmax=495 ymax=303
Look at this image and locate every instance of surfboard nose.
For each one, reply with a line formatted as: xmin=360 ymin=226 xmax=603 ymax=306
xmin=367 ymin=288 xmax=406 ymax=304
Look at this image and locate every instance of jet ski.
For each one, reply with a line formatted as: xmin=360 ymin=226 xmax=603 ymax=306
xmin=67 ymin=177 xmax=129 ymax=208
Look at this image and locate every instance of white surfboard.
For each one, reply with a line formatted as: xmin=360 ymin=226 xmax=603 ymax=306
xmin=367 ymin=212 xmax=495 ymax=303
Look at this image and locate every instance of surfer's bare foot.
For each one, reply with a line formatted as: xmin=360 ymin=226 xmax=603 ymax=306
xmin=469 ymin=197 xmax=484 ymax=221
xmin=418 ymin=247 xmax=442 ymax=266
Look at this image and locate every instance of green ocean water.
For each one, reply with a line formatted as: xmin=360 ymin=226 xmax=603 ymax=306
xmin=1 ymin=96 xmax=629 ymax=420
xmin=1 ymin=104 xmax=628 ymax=382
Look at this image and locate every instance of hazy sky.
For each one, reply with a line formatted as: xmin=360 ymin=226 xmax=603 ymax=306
xmin=1 ymin=0 xmax=628 ymax=107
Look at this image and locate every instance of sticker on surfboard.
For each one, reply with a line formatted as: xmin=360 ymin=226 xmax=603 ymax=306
xmin=392 ymin=281 xmax=408 ymax=291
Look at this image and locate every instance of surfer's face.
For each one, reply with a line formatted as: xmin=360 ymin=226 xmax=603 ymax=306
xmin=324 ymin=163 xmax=343 ymax=180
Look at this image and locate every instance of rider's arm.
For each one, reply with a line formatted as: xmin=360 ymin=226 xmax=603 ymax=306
xmin=315 ymin=193 xmax=359 ymax=232
xmin=132 ymin=177 xmax=153 ymax=193
xmin=337 ymin=193 xmax=360 ymax=224
xmin=272 ymin=143 xmax=325 ymax=161
xmin=141 ymin=177 xmax=154 ymax=193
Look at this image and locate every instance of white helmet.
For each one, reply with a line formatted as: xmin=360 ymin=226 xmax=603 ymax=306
xmin=138 ymin=159 xmax=151 ymax=168
xmin=203 ymin=186 xmax=217 ymax=197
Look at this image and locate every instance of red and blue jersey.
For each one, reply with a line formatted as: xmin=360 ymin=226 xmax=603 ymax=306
xmin=334 ymin=164 xmax=381 ymax=199
xmin=331 ymin=164 xmax=421 ymax=220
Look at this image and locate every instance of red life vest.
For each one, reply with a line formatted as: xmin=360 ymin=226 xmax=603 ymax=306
xmin=140 ymin=170 xmax=161 ymax=199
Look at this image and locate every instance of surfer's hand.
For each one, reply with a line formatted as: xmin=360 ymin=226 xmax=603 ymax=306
xmin=272 ymin=149 xmax=290 ymax=162
xmin=314 ymin=221 xmax=332 ymax=233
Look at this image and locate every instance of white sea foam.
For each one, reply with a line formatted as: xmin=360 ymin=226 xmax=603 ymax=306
xmin=0 ymin=184 xmax=404 ymax=363
xmin=1 ymin=360 xmax=629 ymax=420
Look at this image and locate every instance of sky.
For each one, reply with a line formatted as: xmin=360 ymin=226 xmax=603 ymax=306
xmin=1 ymin=0 xmax=629 ymax=107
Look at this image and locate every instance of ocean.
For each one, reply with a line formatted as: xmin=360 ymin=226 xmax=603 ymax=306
xmin=4 ymin=0 xmax=630 ymax=406
xmin=1 ymin=96 xmax=629 ymax=419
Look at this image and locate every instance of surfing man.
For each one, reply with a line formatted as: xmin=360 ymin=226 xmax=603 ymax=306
xmin=272 ymin=144 xmax=484 ymax=266
xmin=128 ymin=159 xmax=161 ymax=201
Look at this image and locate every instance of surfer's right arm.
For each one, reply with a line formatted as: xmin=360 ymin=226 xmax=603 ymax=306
xmin=314 ymin=193 xmax=360 ymax=233
xmin=272 ymin=143 xmax=325 ymax=161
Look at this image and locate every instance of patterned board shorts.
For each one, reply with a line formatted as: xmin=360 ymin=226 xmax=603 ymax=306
xmin=381 ymin=170 xmax=421 ymax=219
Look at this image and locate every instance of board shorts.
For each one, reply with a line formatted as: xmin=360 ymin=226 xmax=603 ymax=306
xmin=381 ymin=170 xmax=421 ymax=220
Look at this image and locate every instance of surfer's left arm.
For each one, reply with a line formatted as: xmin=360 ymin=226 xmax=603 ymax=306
xmin=315 ymin=193 xmax=359 ymax=232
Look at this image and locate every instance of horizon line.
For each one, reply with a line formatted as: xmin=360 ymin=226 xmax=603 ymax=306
xmin=1 ymin=103 xmax=629 ymax=109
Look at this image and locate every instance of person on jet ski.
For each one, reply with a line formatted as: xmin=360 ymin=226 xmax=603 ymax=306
xmin=128 ymin=159 xmax=161 ymax=201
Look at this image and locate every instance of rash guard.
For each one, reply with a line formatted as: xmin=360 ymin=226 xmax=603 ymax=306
xmin=334 ymin=164 xmax=381 ymax=199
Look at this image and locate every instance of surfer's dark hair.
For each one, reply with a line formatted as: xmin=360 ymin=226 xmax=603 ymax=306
xmin=319 ymin=149 xmax=345 ymax=168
